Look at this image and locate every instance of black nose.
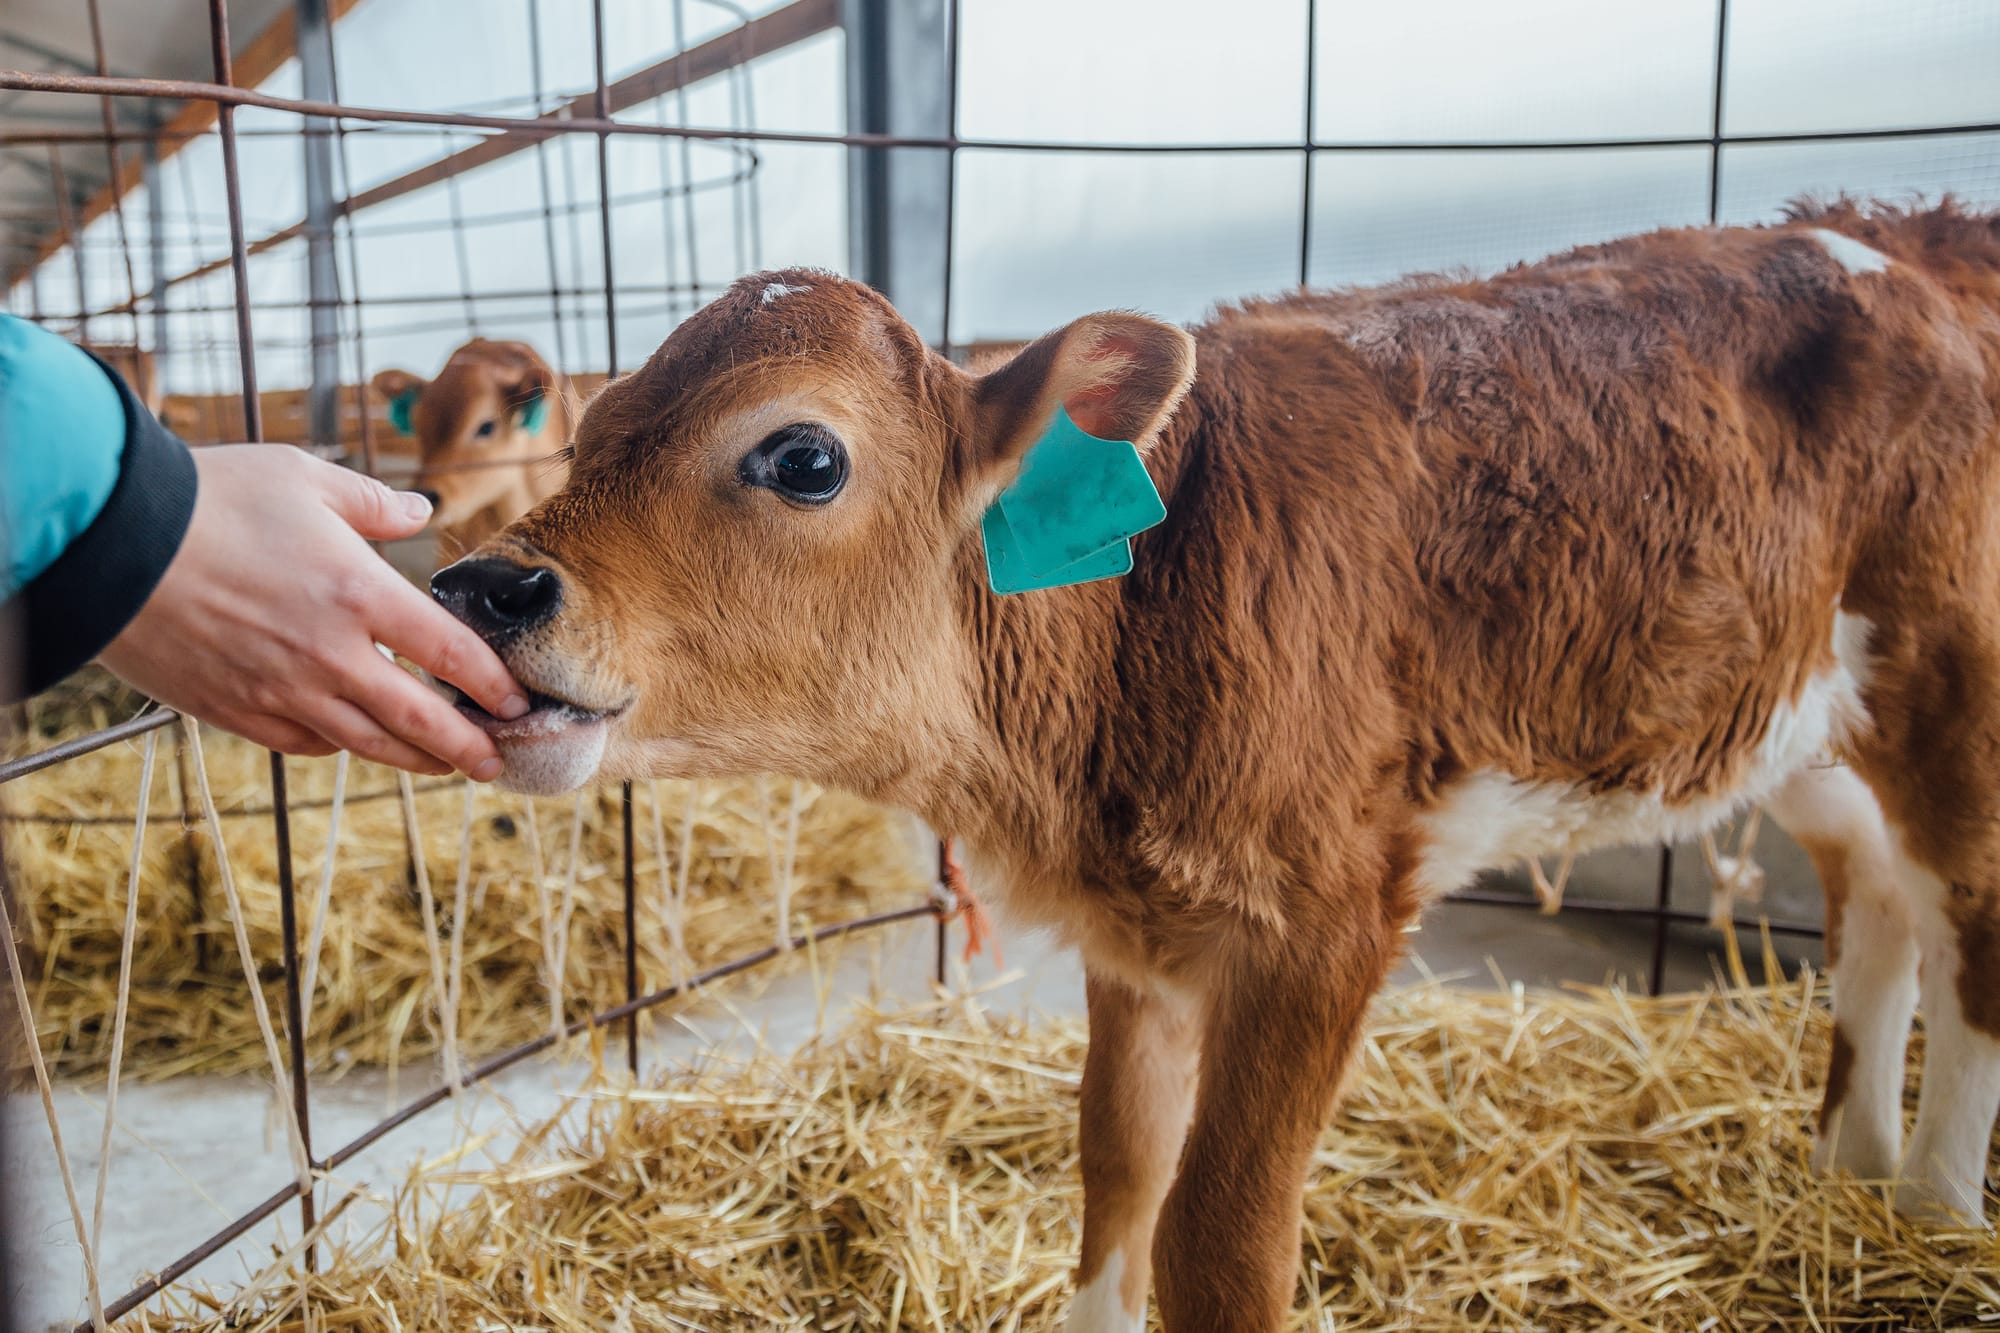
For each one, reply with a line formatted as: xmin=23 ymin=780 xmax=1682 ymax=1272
xmin=415 ymin=487 xmax=441 ymax=509
xmin=430 ymin=558 xmax=563 ymax=643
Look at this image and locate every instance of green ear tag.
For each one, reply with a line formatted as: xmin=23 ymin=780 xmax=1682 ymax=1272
xmin=981 ymin=407 xmax=1165 ymax=596
xmin=517 ymin=392 xmax=548 ymax=435
xmin=983 ymin=506 xmax=1133 ymax=593
xmin=388 ymin=389 xmax=417 ymax=436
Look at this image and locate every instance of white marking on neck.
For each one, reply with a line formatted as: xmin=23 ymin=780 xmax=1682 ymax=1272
xmin=1809 ymin=229 xmax=1891 ymax=274
xmin=760 ymin=280 xmax=811 ymax=304
xmin=1065 ymin=1250 xmax=1143 ymax=1333
xmin=1414 ymin=611 xmax=1873 ymax=899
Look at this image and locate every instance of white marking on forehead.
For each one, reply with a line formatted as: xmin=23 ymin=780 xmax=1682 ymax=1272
xmin=1809 ymin=228 xmax=1891 ymax=275
xmin=760 ymin=280 xmax=812 ymax=304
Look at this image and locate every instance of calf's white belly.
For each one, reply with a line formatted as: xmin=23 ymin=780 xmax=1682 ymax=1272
xmin=1414 ymin=612 xmax=1872 ymax=900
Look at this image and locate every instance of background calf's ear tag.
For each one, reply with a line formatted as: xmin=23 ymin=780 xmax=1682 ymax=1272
xmin=516 ymin=391 xmax=548 ymax=435
xmin=981 ymin=407 xmax=1165 ymax=595
xmin=388 ymin=389 xmax=418 ymax=436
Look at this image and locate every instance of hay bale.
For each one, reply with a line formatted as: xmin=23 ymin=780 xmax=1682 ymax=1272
xmin=3 ymin=711 xmax=926 ymax=1080
xmin=143 ymin=974 xmax=1998 ymax=1330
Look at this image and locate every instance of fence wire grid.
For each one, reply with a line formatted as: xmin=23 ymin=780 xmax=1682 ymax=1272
xmin=4 ymin=0 xmax=1997 ymax=1326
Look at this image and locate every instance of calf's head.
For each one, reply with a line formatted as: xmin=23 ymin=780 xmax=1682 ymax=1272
xmin=431 ymin=270 xmax=1195 ymax=798
xmin=373 ymin=339 xmax=565 ymax=529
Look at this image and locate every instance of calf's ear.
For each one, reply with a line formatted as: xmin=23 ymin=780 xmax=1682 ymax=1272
xmin=967 ymin=312 xmax=1195 ymax=487
xmin=370 ymin=369 xmax=427 ymax=436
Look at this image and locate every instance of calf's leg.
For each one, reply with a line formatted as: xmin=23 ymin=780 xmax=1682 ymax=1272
xmin=1151 ymin=906 xmax=1394 ymax=1332
xmin=1852 ymin=625 xmax=2000 ymax=1224
xmin=1064 ymin=970 xmax=1201 ymax=1333
xmin=1763 ymin=765 xmax=1919 ymax=1181
xmin=1891 ymin=845 xmax=2000 ymax=1223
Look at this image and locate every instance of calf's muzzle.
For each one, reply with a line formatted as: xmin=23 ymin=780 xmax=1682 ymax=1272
xmin=430 ymin=557 xmax=563 ymax=646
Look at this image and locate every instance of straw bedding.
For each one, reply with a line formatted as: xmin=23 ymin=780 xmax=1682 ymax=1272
xmin=146 ymin=967 xmax=1998 ymax=1331
xmin=3 ymin=682 xmax=928 ymax=1080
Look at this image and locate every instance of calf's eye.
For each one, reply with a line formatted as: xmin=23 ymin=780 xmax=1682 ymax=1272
xmin=475 ymin=419 xmax=497 ymax=439
xmin=741 ymin=423 xmax=848 ymax=505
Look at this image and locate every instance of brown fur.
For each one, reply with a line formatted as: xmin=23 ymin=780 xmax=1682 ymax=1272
xmin=371 ymin=338 xmax=574 ymax=561
xmin=1797 ymin=837 xmax=1852 ymax=971
xmin=458 ymin=202 xmax=2000 ymax=1328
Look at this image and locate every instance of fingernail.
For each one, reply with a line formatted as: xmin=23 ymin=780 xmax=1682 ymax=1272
xmin=472 ymin=757 xmax=503 ymax=783
xmin=497 ymin=693 xmax=530 ymax=720
xmin=399 ymin=490 xmax=433 ymax=521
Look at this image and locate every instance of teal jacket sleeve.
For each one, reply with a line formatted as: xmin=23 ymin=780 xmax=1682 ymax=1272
xmin=0 ymin=315 xmax=198 ymax=699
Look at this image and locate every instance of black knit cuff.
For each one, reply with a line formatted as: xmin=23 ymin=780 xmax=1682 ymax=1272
xmin=5 ymin=352 xmax=198 ymax=700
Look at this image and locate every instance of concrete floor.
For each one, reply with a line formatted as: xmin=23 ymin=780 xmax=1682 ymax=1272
xmin=5 ymin=819 xmax=1827 ymax=1332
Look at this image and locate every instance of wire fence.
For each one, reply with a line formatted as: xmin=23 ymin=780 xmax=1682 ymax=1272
xmin=6 ymin=0 xmax=1994 ymax=1324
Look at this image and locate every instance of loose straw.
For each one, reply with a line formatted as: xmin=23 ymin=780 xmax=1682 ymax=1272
xmin=298 ymin=750 xmax=348 ymax=1042
xmin=533 ymin=794 xmax=586 ymax=1040
xmin=1 ymin=844 xmax=107 ymax=1331
xmin=142 ymin=975 xmax=2000 ymax=1332
xmin=443 ymin=781 xmax=476 ymax=1093
xmin=1701 ymin=808 xmax=1766 ymax=929
xmin=184 ymin=720 xmax=310 ymax=1186
xmin=646 ymin=780 xmax=691 ymax=989
xmin=756 ymin=778 xmax=805 ymax=950
xmin=398 ymin=772 xmax=458 ymax=1092
xmin=89 ymin=728 xmax=157 ymax=1285
xmin=1529 ymin=852 xmax=1575 ymax=915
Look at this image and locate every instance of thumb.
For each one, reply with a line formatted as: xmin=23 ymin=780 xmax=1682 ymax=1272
xmin=318 ymin=460 xmax=433 ymax=541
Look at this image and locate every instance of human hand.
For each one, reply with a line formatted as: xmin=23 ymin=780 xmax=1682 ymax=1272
xmin=98 ymin=444 xmax=529 ymax=778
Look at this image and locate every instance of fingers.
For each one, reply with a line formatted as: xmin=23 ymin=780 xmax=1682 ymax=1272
xmin=346 ymin=653 xmax=505 ymax=781
xmin=227 ymin=713 xmax=340 ymax=758
xmin=369 ymin=576 xmax=529 ymax=722
xmin=305 ymin=696 xmax=456 ymax=778
xmin=314 ymin=454 xmax=435 ymax=542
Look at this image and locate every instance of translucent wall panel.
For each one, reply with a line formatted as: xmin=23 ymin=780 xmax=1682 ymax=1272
xmin=330 ymin=43 xmax=840 ymax=381
xmin=232 ymin=59 xmax=307 ymax=232
xmin=1307 ymin=147 xmax=1712 ymax=288
xmin=1717 ymin=131 xmax=2000 ymax=225
xmin=950 ymin=150 xmax=1303 ymax=345
xmin=648 ymin=27 xmax=845 ymax=138
xmin=1723 ymin=0 xmax=2000 ymax=137
xmin=958 ymin=0 xmax=1305 ymax=145
xmin=1312 ymin=0 xmax=1717 ymax=143
xmin=332 ymin=0 xmax=801 ymax=118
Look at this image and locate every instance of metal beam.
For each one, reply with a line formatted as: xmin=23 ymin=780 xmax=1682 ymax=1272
xmin=7 ymin=0 xmax=367 ymax=287
xmin=56 ymin=0 xmax=842 ymax=318
xmin=295 ymin=0 xmax=340 ymax=451
xmin=144 ymin=138 xmax=168 ymax=355
xmin=844 ymin=0 xmax=952 ymax=346
xmin=0 ymin=27 xmax=132 ymax=79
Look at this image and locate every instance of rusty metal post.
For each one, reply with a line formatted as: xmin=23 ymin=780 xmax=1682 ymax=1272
xmin=934 ymin=837 xmax=951 ymax=986
xmin=587 ymin=0 xmax=639 ymax=1080
xmin=295 ymin=0 xmax=342 ymax=454
xmin=1649 ymin=846 xmax=1675 ymax=997
xmin=171 ymin=727 xmax=210 ymax=971
xmin=622 ymin=782 xmax=639 ymax=1076
xmin=591 ymin=0 xmax=619 ymax=374
xmin=268 ymin=754 xmax=317 ymax=1266
xmin=208 ymin=0 xmax=317 ymax=1261
xmin=45 ymin=146 xmax=86 ymax=342
xmin=1298 ymin=0 xmax=1317 ymax=289
xmin=1707 ymin=0 xmax=1730 ymax=227
xmin=85 ymin=0 xmax=144 ymax=349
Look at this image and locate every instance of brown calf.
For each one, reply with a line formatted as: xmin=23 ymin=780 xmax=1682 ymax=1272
xmin=432 ymin=202 xmax=2000 ymax=1331
xmin=371 ymin=338 xmax=573 ymax=560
